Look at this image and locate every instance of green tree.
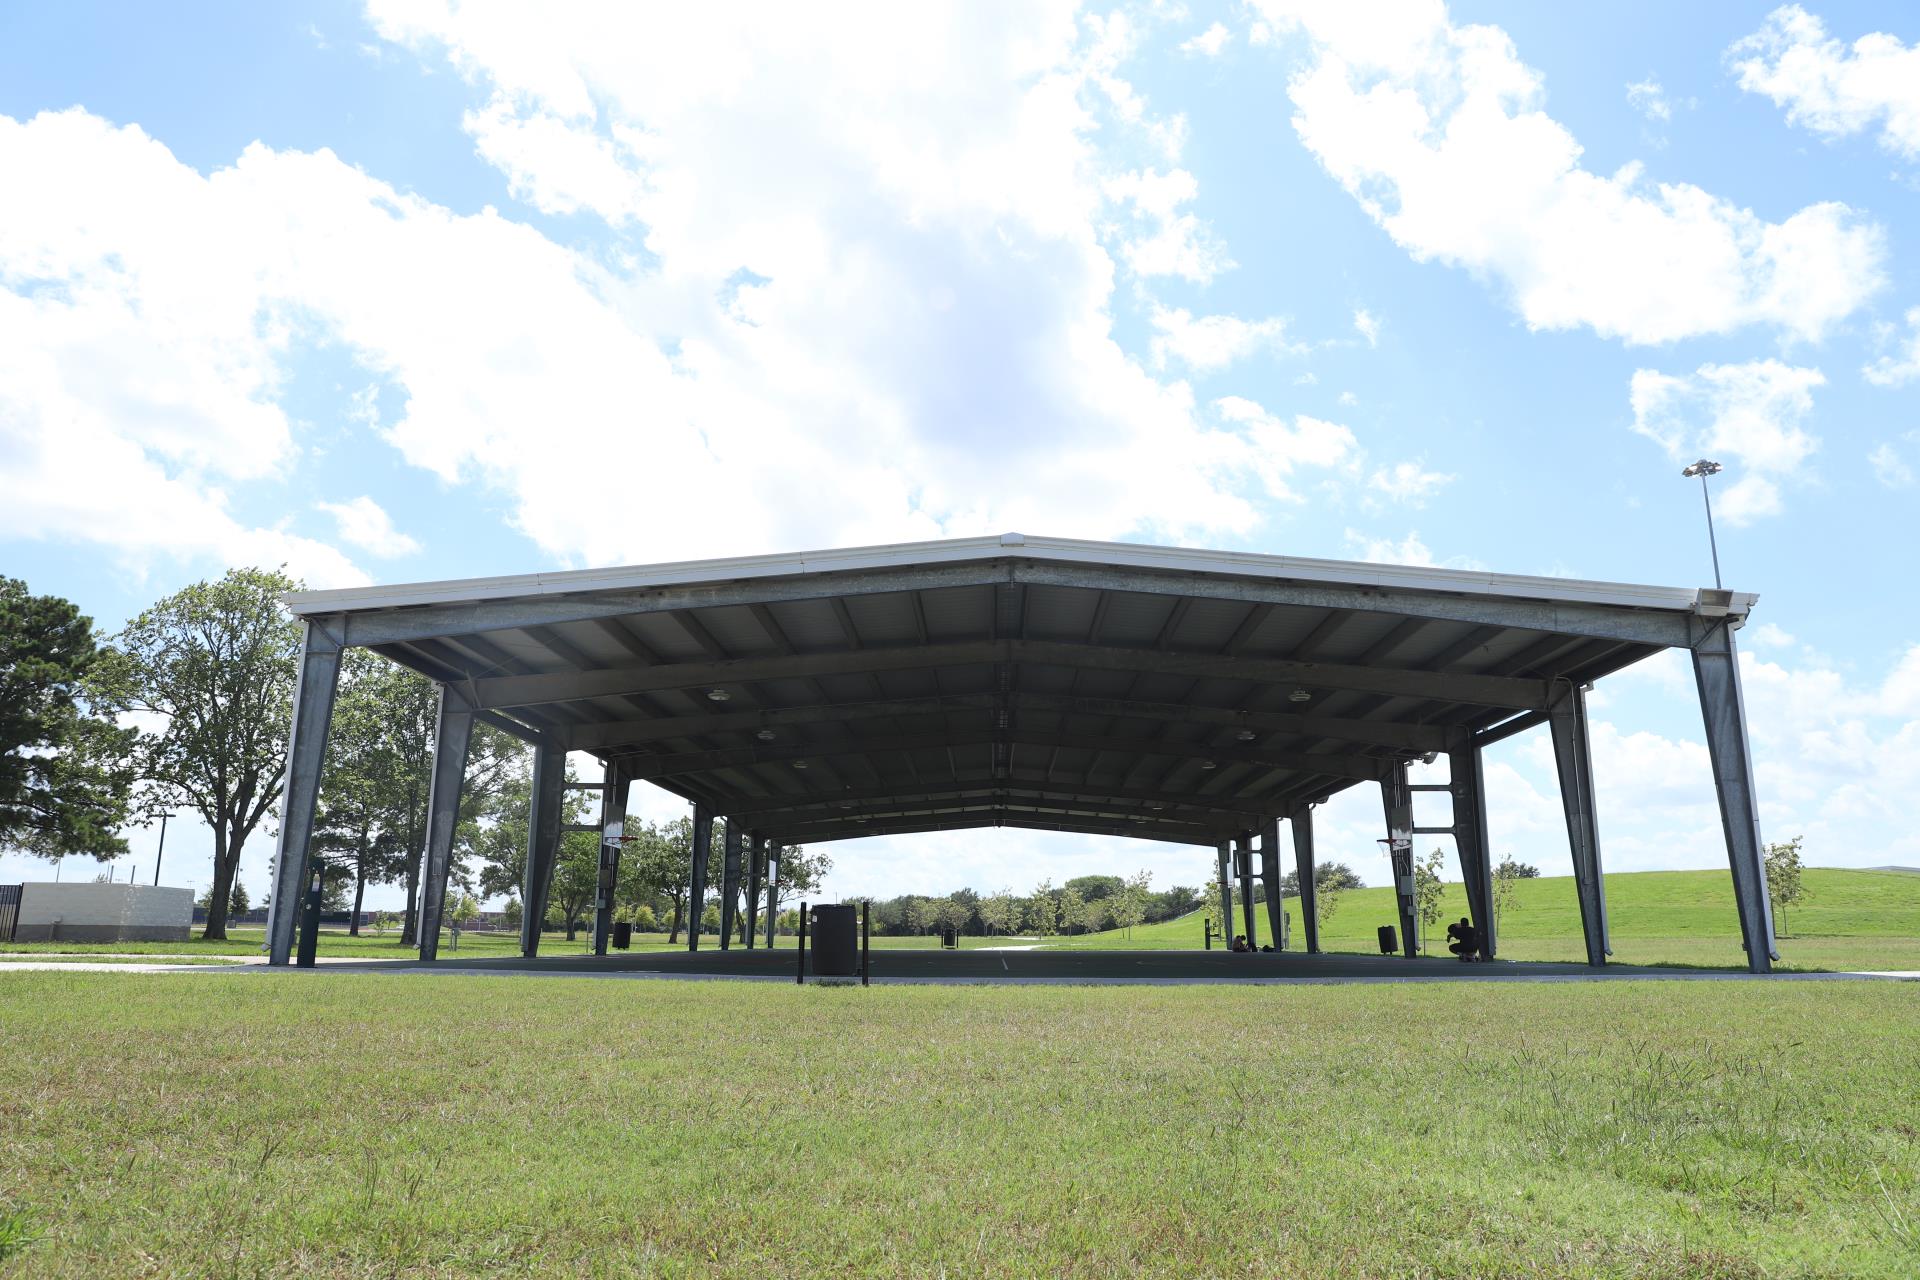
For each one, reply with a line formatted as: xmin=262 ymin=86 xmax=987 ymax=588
xmin=99 ymin=568 xmax=300 ymax=941
xmin=199 ymin=879 xmax=251 ymax=916
xmin=0 ymin=577 xmax=137 ymax=861
xmin=766 ymin=843 xmax=829 ymax=926
xmin=550 ymin=829 xmax=600 ymax=941
xmin=904 ymin=895 xmax=933 ymax=935
xmin=978 ymin=890 xmax=1018 ymax=935
xmin=1765 ymin=835 xmax=1806 ymax=937
xmin=1110 ymin=869 xmax=1152 ymax=938
xmin=1413 ymin=846 xmax=1448 ymax=949
xmin=1025 ymin=880 xmax=1057 ymax=938
xmin=1056 ymin=885 xmax=1086 ymax=935
xmin=1492 ymin=856 xmax=1525 ymax=923
xmin=619 ymin=818 xmax=693 ymax=943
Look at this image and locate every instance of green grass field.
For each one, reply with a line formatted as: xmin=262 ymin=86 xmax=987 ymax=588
xmin=2 ymin=971 xmax=1917 ymax=1277
xmin=1049 ymin=868 xmax=1920 ymax=972
xmin=4 ymin=868 xmax=1915 ymax=972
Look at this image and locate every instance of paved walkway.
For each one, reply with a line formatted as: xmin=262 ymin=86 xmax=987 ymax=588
xmin=4 ymin=950 xmax=1914 ymax=985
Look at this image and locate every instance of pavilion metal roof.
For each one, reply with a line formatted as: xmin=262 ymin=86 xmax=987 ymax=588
xmin=283 ymin=533 xmax=1754 ymax=847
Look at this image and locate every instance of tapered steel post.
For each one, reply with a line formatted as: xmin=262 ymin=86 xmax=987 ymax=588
xmin=756 ymin=844 xmax=771 ymax=948
xmin=520 ymin=741 xmax=565 ymax=957
xmin=1290 ymin=809 xmax=1320 ymax=953
xmin=1447 ymin=729 xmax=1496 ymax=958
xmin=1260 ymin=818 xmax=1284 ymax=950
xmin=267 ymin=619 xmax=343 ymax=966
xmin=417 ymin=684 xmax=476 ymax=961
xmin=1215 ymin=839 xmax=1233 ymax=946
xmin=688 ymin=803 xmax=713 ymax=951
xmin=591 ymin=760 xmax=631 ymax=957
xmin=1236 ymin=830 xmax=1257 ymax=947
xmin=719 ymin=820 xmax=743 ymax=949
xmin=1381 ymin=763 xmax=1418 ymax=957
xmin=1692 ymin=621 xmax=1777 ymax=973
xmin=1548 ymin=685 xmax=1611 ymax=967
xmin=745 ymin=833 xmax=765 ymax=948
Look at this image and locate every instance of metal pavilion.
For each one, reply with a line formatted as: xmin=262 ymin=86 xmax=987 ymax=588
xmin=265 ymin=533 xmax=1778 ymax=972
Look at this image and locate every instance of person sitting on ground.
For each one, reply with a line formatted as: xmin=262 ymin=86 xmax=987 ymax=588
xmin=1445 ymin=916 xmax=1479 ymax=961
xmin=1230 ymin=934 xmax=1249 ymax=953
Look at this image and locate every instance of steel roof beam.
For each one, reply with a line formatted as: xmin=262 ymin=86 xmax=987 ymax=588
xmin=725 ymin=776 xmax=1273 ymax=820
xmin=773 ymin=812 xmax=1222 ymax=847
xmin=471 ymin=638 xmax=1548 ymax=712
xmin=734 ymin=789 xmax=1260 ymax=830
xmin=564 ymin=690 xmax=1449 ymax=753
xmin=614 ymin=729 xmax=1393 ymax=784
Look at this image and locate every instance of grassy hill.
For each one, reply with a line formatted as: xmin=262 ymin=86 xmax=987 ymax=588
xmin=1045 ymin=867 xmax=1920 ymax=971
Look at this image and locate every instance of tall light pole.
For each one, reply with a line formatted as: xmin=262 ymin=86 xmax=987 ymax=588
xmin=152 ymin=811 xmax=171 ymax=886
xmin=1682 ymin=459 xmax=1724 ymax=589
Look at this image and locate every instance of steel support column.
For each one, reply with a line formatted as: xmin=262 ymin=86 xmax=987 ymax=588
xmin=1447 ymin=730 xmax=1496 ymax=959
xmin=688 ymin=803 xmax=713 ymax=951
xmin=267 ymin=619 xmax=343 ymax=966
xmin=765 ymin=843 xmax=780 ymax=948
xmin=1381 ymin=763 xmax=1418 ymax=958
xmin=1236 ymin=830 xmax=1257 ymax=947
xmin=1692 ymin=622 xmax=1777 ymax=973
xmin=719 ymin=820 xmax=743 ymax=949
xmin=1290 ymin=809 xmax=1320 ymax=953
xmin=520 ymin=742 xmax=565 ymax=957
xmin=591 ymin=761 xmax=631 ymax=956
xmin=1215 ymin=840 xmax=1233 ymax=947
xmin=746 ymin=833 xmax=765 ymax=949
xmin=1259 ymin=818 xmax=1284 ymax=950
xmin=417 ymin=685 xmax=476 ymax=961
xmin=1549 ymin=685 xmax=1610 ymax=967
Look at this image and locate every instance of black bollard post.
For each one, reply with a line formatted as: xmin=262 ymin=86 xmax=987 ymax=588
xmin=1205 ymin=917 xmax=1212 ymax=951
xmin=796 ymin=901 xmax=808 ymax=985
xmin=861 ymin=899 xmax=870 ymax=987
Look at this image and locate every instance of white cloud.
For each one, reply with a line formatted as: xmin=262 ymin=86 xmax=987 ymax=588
xmin=1629 ymin=360 xmax=1823 ymax=524
xmin=1868 ymin=441 xmax=1915 ymax=489
xmin=1103 ymin=167 xmax=1233 ymax=282
xmin=1352 ymin=306 xmax=1380 ymax=345
xmin=1340 ymin=528 xmax=1485 ymax=569
xmin=1729 ymin=5 xmax=1920 ymax=159
xmin=1626 ymin=78 xmax=1672 ymax=123
xmin=9 ymin=5 xmax=1421 ymax=583
xmin=1148 ymin=305 xmax=1299 ymax=371
xmin=1367 ymin=459 xmax=1452 ymax=504
xmin=1212 ymin=396 xmax=1358 ymax=501
xmin=1179 ymin=22 xmax=1232 ymax=58
xmin=1863 ymin=306 xmax=1920 ymax=386
xmin=315 ymin=495 xmax=422 ymax=558
xmin=0 ymin=111 xmax=367 ymax=588
xmin=1256 ymin=0 xmax=1885 ymax=343
xmin=1337 ymin=390 xmax=1357 ymax=406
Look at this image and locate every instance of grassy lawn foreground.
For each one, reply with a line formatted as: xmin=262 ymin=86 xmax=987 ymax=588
xmin=2 ymin=972 xmax=1918 ymax=1278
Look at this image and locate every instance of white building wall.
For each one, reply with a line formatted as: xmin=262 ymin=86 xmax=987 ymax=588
xmin=14 ymin=883 xmax=193 ymax=943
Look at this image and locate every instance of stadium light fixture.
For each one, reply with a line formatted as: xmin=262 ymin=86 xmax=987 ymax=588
xmin=1681 ymin=459 xmax=1725 ymax=589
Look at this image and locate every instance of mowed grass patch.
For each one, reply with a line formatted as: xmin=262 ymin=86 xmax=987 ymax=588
xmin=1049 ymin=869 xmax=1920 ymax=971
xmin=3 ymin=973 xmax=1918 ymax=1277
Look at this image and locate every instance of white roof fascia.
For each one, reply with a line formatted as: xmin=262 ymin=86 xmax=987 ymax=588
xmin=282 ymin=532 xmax=1756 ymax=620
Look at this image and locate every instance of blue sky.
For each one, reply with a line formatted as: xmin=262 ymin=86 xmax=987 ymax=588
xmin=3 ymin=1 xmax=1917 ymax=910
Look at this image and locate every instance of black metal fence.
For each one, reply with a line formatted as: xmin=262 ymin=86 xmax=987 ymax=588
xmin=0 ymin=884 xmax=21 ymax=942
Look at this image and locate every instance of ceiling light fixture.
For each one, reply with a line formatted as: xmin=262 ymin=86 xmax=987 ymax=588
xmin=705 ymin=688 xmax=730 ymax=702
xmin=1288 ymin=688 xmax=1311 ymax=703
xmin=1200 ymin=759 xmax=1217 ymax=770
xmin=1235 ymin=728 xmax=1257 ymax=741
xmin=791 ymin=760 xmax=808 ymax=770
xmin=755 ymin=728 xmax=776 ymax=741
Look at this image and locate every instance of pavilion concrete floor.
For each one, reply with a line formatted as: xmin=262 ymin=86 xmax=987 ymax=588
xmin=289 ymin=948 xmax=1905 ymax=984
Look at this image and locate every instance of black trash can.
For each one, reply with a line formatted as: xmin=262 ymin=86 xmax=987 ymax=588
xmin=1377 ymin=925 xmax=1397 ymax=955
xmin=612 ymin=921 xmax=633 ymax=950
xmin=810 ymin=904 xmax=859 ymax=976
